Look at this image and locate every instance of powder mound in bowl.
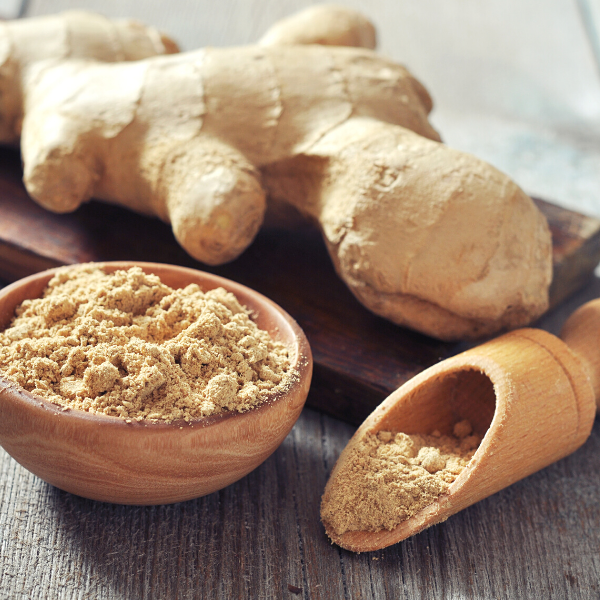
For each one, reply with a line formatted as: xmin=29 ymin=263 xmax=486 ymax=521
xmin=321 ymin=420 xmax=481 ymax=536
xmin=0 ymin=266 xmax=297 ymax=423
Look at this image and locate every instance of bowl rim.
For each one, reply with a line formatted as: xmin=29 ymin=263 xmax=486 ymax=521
xmin=0 ymin=260 xmax=313 ymax=431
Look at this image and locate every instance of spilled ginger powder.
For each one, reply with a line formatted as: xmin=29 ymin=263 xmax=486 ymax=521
xmin=321 ymin=420 xmax=481 ymax=536
xmin=0 ymin=266 xmax=296 ymax=422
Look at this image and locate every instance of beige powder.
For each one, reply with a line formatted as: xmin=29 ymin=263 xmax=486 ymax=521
xmin=0 ymin=266 xmax=296 ymax=422
xmin=321 ymin=421 xmax=481 ymax=535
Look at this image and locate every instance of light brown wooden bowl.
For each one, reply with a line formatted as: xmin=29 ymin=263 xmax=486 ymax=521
xmin=0 ymin=262 xmax=312 ymax=505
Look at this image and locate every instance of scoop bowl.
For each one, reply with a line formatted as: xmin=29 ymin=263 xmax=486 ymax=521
xmin=322 ymin=326 xmax=596 ymax=552
xmin=0 ymin=261 xmax=312 ymax=505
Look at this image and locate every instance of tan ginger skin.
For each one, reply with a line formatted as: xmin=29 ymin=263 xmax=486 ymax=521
xmin=15 ymin=6 xmax=551 ymax=341
xmin=0 ymin=10 xmax=178 ymax=143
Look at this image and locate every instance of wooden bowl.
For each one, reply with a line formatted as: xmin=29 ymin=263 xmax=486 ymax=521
xmin=0 ymin=262 xmax=312 ymax=504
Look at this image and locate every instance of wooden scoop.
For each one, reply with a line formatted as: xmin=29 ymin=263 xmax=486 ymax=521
xmin=0 ymin=262 xmax=312 ymax=505
xmin=322 ymin=300 xmax=600 ymax=552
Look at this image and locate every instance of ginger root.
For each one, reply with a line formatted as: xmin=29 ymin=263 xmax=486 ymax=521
xmin=258 ymin=4 xmax=376 ymax=49
xmin=15 ymin=7 xmax=551 ymax=340
xmin=0 ymin=10 xmax=178 ymax=143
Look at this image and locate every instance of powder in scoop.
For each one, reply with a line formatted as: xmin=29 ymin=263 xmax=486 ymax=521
xmin=321 ymin=420 xmax=481 ymax=535
xmin=0 ymin=265 xmax=296 ymax=422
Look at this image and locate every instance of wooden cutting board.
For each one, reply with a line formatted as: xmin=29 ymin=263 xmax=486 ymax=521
xmin=1 ymin=146 xmax=599 ymax=425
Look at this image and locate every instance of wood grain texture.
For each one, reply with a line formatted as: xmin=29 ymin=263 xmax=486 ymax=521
xmin=0 ymin=148 xmax=599 ymax=426
xmin=561 ymin=297 xmax=600 ymax=406
xmin=1 ymin=407 xmax=599 ymax=599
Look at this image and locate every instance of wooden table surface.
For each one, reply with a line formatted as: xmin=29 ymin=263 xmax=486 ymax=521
xmin=1 ymin=2 xmax=600 ymax=598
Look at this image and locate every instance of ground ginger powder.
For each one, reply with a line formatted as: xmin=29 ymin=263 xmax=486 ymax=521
xmin=0 ymin=266 xmax=296 ymax=422
xmin=321 ymin=420 xmax=481 ymax=535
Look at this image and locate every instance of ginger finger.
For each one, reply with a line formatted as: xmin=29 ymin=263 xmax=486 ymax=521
xmin=259 ymin=5 xmax=434 ymax=116
xmin=160 ymin=137 xmax=266 ymax=265
xmin=264 ymin=118 xmax=551 ymax=340
xmin=0 ymin=10 xmax=177 ymax=144
xmin=258 ymin=4 xmax=377 ymax=49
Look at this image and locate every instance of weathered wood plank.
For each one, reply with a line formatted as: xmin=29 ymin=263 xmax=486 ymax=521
xmin=1 ymin=356 xmax=599 ymax=598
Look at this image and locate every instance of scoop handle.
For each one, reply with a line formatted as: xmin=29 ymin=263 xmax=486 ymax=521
xmin=560 ymin=298 xmax=600 ymax=411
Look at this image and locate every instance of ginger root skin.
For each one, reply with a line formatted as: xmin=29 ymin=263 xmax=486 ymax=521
xmin=264 ymin=118 xmax=552 ymax=340
xmin=17 ymin=8 xmax=552 ymax=340
xmin=22 ymin=45 xmax=439 ymax=263
xmin=258 ymin=4 xmax=377 ymax=50
xmin=0 ymin=10 xmax=178 ymax=144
